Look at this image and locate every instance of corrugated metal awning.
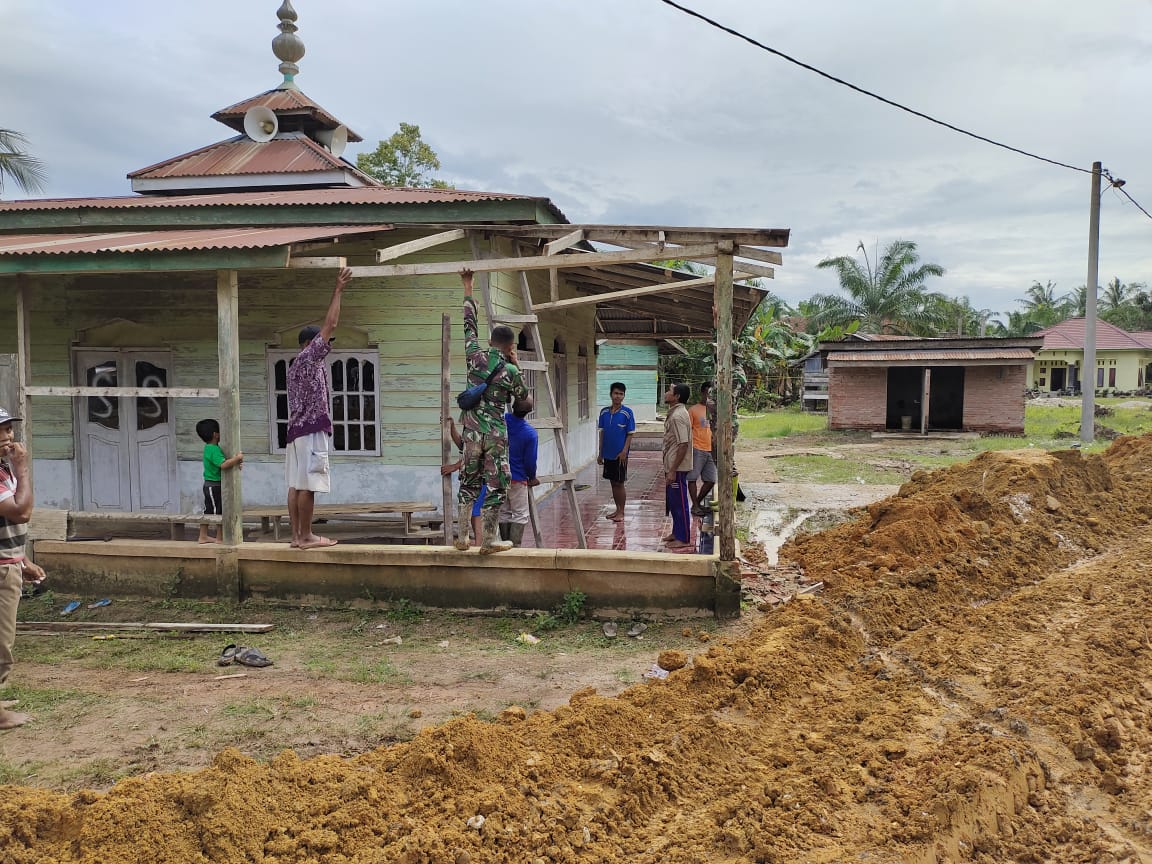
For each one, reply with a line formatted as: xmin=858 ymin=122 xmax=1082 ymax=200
xmin=0 ymin=224 xmax=392 ymax=256
xmin=828 ymin=348 xmax=1037 ymax=365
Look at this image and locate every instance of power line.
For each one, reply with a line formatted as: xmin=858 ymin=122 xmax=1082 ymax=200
xmin=655 ymin=0 xmax=1093 ymax=175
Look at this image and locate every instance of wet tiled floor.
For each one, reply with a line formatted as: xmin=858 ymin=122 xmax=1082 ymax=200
xmin=524 ymin=451 xmax=704 ymax=554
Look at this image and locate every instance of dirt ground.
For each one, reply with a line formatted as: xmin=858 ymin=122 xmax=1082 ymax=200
xmin=5 ymin=435 xmax=1152 ymax=861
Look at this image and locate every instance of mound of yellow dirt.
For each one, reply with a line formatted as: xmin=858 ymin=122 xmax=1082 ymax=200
xmin=4 ymin=437 xmax=1152 ymax=862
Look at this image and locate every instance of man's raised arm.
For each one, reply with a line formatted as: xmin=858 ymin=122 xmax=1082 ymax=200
xmin=319 ymin=267 xmax=353 ymax=342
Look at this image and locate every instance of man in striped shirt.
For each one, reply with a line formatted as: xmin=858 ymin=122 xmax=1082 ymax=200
xmin=0 ymin=406 xmax=34 ymax=729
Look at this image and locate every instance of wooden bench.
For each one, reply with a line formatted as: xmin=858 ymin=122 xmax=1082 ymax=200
xmin=66 ymin=510 xmax=222 ymax=541
xmin=242 ymin=501 xmax=439 ymax=541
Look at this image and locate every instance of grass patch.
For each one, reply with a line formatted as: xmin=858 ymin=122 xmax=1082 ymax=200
xmin=54 ymin=757 xmax=132 ymax=789
xmin=741 ymin=408 xmax=829 ymax=439
xmin=302 ymin=649 xmax=411 ymax=684
xmin=355 ymin=710 xmax=415 ymax=742
xmin=2 ymin=683 xmax=101 ymax=715
xmin=770 ymin=454 xmax=908 ymax=485
xmin=0 ymin=757 xmax=41 ymax=785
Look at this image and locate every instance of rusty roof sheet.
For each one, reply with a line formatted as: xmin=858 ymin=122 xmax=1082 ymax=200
xmin=1035 ymin=317 xmax=1152 ymax=351
xmin=0 ymin=224 xmax=391 ymax=256
xmin=212 ymin=88 xmax=362 ymax=141
xmin=828 ymin=348 xmax=1037 ymax=363
xmin=0 ymin=187 xmax=540 ymax=212
xmin=128 ymin=134 xmax=377 ymax=182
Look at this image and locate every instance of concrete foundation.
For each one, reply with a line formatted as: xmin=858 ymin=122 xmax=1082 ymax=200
xmin=34 ymin=540 xmax=722 ymax=619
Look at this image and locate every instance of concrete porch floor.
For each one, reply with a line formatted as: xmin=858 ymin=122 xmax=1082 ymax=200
xmin=525 ymin=451 xmax=703 ymax=553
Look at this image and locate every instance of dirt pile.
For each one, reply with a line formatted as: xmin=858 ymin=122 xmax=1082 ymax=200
xmin=784 ymin=442 xmax=1152 ymax=642
xmin=4 ymin=437 xmax=1152 ymax=862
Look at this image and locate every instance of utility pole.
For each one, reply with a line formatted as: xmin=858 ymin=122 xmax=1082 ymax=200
xmin=1080 ymin=161 xmax=1102 ymax=445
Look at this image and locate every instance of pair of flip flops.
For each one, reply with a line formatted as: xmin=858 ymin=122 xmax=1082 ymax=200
xmin=217 ymin=644 xmax=273 ymax=668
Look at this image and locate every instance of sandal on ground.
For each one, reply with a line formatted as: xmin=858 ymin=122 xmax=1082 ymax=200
xmin=217 ymin=644 xmax=241 ymax=667
xmin=233 ymin=646 xmax=273 ymax=668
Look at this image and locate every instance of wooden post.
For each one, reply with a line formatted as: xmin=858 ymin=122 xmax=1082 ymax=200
xmin=468 ymin=234 xmax=498 ymax=329
xmin=921 ymin=369 xmax=931 ymax=434
xmin=15 ymin=276 xmax=31 ymax=453
xmin=714 ymin=242 xmax=736 ymax=564
xmin=440 ymin=313 xmax=453 ymax=546
xmin=216 ymin=270 xmax=243 ymax=545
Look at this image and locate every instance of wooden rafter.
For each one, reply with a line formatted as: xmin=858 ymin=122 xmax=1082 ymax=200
xmin=403 ymin=223 xmax=790 ymax=247
xmin=375 ymin=229 xmax=466 ymax=263
xmin=349 ymin=242 xmax=718 ymax=279
xmin=543 ymin=229 xmax=585 ymax=256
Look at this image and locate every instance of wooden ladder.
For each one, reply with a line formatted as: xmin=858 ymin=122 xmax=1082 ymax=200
xmin=471 ymin=236 xmax=587 ymax=549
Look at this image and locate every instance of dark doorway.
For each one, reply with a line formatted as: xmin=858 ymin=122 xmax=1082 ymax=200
xmin=927 ymin=367 xmax=965 ymax=429
xmin=885 ymin=367 xmax=923 ymax=430
xmin=1050 ymin=367 xmax=1066 ymax=391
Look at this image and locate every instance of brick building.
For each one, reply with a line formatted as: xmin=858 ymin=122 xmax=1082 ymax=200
xmin=820 ymin=337 xmax=1044 ymax=434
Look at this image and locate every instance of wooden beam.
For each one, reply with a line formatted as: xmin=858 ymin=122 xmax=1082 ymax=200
xmin=734 ymin=246 xmax=784 ymax=266
xmin=534 ymin=274 xmax=718 ymax=311
xmin=375 ymin=229 xmax=466 ymax=263
xmin=664 ymin=339 xmax=689 ymax=355
xmin=413 ymin=224 xmax=790 ymax=247
xmin=492 ymin=314 xmax=538 ymax=324
xmin=15 ymin=276 xmax=31 ymax=453
xmin=217 ymin=270 xmax=243 ymax=548
xmin=25 ymin=387 xmax=221 ymax=398
xmin=714 ymin=242 xmax=736 ymax=566
xmin=543 ymin=229 xmax=585 ymax=256
xmin=349 ymin=243 xmax=719 ymax=279
xmin=440 ymin=313 xmax=453 ymax=547
xmin=516 ymin=359 xmax=550 ymax=372
xmin=696 ymin=258 xmax=775 ymax=280
xmin=288 ymin=256 xmax=347 ymax=269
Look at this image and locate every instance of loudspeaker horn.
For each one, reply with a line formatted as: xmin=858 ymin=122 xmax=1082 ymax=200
xmin=316 ymin=125 xmax=348 ymax=157
xmin=243 ymin=106 xmax=279 ymax=142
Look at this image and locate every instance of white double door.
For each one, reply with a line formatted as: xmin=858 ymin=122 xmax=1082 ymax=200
xmin=75 ymin=349 xmax=178 ymax=513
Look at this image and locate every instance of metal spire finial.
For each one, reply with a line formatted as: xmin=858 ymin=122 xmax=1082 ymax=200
xmin=272 ymin=0 xmax=305 ymax=89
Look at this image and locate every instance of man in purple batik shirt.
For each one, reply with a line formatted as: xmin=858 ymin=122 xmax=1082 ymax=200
xmin=286 ymin=267 xmax=352 ymax=549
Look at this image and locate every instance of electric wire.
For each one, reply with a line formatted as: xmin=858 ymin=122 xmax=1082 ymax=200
xmin=655 ymin=0 xmax=1092 ymax=174
xmin=657 ymin=0 xmax=1152 ymax=226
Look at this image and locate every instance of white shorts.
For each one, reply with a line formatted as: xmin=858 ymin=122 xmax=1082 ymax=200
xmin=286 ymin=432 xmax=331 ymax=493
xmin=498 ymin=482 xmax=530 ymax=525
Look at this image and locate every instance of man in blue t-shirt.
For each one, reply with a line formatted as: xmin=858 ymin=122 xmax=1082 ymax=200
xmin=499 ymin=396 xmax=539 ymax=547
xmin=596 ymin=382 xmax=636 ymax=523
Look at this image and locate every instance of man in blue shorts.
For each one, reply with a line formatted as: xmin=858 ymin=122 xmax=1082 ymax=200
xmin=597 ymin=382 xmax=635 ymax=522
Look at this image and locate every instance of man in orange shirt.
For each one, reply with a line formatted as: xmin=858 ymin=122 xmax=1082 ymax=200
xmin=686 ymin=382 xmax=717 ymax=517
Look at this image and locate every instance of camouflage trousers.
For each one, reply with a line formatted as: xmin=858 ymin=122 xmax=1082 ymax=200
xmin=458 ymin=424 xmax=510 ymax=511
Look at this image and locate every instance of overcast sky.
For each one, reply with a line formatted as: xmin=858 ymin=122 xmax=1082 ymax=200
xmin=4 ymin=0 xmax=1151 ymax=317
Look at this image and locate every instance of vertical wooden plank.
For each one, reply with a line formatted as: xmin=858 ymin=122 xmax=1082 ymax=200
xmin=549 ymin=268 xmax=559 ymax=303
xmin=714 ymin=242 xmax=736 ymax=563
xmin=15 ymin=276 xmax=31 ymax=452
xmin=468 ymin=233 xmax=497 ymax=330
xmin=216 ymin=270 xmax=243 ymax=545
xmin=921 ymin=368 xmax=931 ymax=435
xmin=440 ymin=313 xmax=453 ymax=546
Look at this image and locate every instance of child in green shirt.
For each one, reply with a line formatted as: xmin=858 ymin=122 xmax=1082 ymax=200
xmin=196 ymin=419 xmax=243 ymax=544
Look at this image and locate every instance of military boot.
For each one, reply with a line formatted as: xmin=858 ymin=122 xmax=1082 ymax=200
xmin=479 ymin=508 xmax=513 ymax=554
xmin=454 ymin=506 xmax=471 ymax=551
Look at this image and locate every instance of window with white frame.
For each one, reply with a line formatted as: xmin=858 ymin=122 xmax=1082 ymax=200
xmin=269 ymin=350 xmax=380 ymax=454
xmin=577 ymin=347 xmax=589 ymax=420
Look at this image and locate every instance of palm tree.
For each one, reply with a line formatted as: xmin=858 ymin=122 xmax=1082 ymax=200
xmin=1017 ymin=280 xmax=1070 ymax=327
xmin=1101 ymin=277 xmax=1132 ymax=313
xmin=809 ymin=240 xmax=946 ymax=335
xmin=0 ymin=129 xmax=46 ymax=197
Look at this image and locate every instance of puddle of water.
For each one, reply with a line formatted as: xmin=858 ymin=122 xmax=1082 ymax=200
xmin=750 ymin=507 xmax=814 ymax=566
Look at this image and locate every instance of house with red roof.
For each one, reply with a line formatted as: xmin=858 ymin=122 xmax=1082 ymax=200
xmin=0 ymin=0 xmax=784 ymax=605
xmin=1029 ymin=318 xmax=1152 ymax=393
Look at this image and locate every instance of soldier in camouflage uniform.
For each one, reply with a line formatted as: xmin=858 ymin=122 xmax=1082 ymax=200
xmin=456 ymin=269 xmax=528 ymax=554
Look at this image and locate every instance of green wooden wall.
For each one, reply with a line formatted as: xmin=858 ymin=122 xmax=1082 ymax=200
xmin=0 ymin=231 xmax=597 ymax=466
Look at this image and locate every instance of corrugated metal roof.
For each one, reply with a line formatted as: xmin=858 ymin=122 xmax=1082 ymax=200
xmin=128 ymin=134 xmax=376 ymax=182
xmin=0 ymin=187 xmax=540 ymax=212
xmin=0 ymin=224 xmax=391 ymax=256
xmin=828 ymin=348 xmax=1037 ymax=362
xmin=1035 ymin=317 xmax=1152 ymax=351
xmin=212 ymin=88 xmax=362 ymax=142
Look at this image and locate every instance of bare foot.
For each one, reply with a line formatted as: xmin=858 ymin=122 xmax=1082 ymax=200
xmin=299 ymin=536 xmax=338 ymax=550
xmin=610 ymin=512 xmax=625 ymax=523
xmin=198 ymin=537 xmax=213 ymax=545
xmin=213 ymin=537 xmax=223 ymax=544
xmin=0 ymin=708 xmax=30 ymax=730
xmin=661 ymin=532 xmax=677 ymax=543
